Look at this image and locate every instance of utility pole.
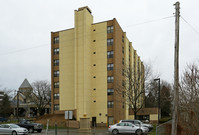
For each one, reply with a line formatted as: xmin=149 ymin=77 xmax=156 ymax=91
xmin=154 ymin=78 xmax=160 ymax=124
xmin=171 ymin=1 xmax=180 ymax=135
xmin=17 ymin=91 xmax=19 ymax=122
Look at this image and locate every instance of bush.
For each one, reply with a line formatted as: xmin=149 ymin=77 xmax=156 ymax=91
xmin=159 ymin=117 xmax=171 ymax=124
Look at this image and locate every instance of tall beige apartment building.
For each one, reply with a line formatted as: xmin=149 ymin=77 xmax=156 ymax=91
xmin=51 ymin=6 xmax=144 ymax=127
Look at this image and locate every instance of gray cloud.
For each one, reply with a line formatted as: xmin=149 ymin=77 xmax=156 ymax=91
xmin=0 ymin=0 xmax=199 ymax=90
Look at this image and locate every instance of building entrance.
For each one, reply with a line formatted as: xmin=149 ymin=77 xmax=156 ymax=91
xmin=92 ymin=117 xmax=96 ymax=127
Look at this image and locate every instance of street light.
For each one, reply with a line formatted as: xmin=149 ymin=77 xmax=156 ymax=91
xmin=154 ymin=78 xmax=160 ymax=124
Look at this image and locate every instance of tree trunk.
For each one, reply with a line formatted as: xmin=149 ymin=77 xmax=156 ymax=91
xmin=134 ymin=111 xmax=137 ymax=120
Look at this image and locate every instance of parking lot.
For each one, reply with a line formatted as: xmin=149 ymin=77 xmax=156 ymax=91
xmin=30 ymin=128 xmax=148 ymax=135
xmin=31 ymin=128 xmax=111 ymax=135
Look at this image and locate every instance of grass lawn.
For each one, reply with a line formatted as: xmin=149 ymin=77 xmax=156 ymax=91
xmin=149 ymin=124 xmax=156 ymax=135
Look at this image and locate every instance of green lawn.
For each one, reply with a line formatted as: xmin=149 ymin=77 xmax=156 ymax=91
xmin=149 ymin=124 xmax=156 ymax=135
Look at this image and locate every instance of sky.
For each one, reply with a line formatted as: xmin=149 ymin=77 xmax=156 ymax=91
xmin=0 ymin=0 xmax=199 ymax=91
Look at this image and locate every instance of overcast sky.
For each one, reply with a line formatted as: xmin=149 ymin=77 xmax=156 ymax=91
xmin=0 ymin=0 xmax=199 ymax=91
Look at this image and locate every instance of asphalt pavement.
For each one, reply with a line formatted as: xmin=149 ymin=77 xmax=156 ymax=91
xmin=31 ymin=128 xmax=111 ymax=135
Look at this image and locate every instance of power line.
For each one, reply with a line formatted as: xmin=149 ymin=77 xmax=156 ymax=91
xmin=0 ymin=43 xmax=49 ymax=56
xmin=124 ymin=16 xmax=174 ymax=28
xmin=181 ymin=15 xmax=199 ymax=36
xmin=0 ymin=15 xmax=174 ymax=56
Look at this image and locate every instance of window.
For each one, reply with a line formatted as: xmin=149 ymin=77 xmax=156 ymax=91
xmin=107 ymin=63 xmax=114 ymax=71
xmin=108 ymin=88 xmax=114 ymax=95
xmin=122 ymin=58 xmax=124 ymax=65
xmin=54 ymin=93 xmax=59 ymax=99
xmin=122 ymin=35 xmax=124 ymax=42
xmin=122 ymin=46 xmax=124 ymax=54
xmin=107 ymin=51 xmax=114 ymax=58
xmin=107 ymin=26 xmax=114 ymax=33
xmin=117 ymin=123 xmax=125 ymax=126
xmin=54 ymin=48 xmax=59 ymax=55
xmin=93 ymin=64 xmax=96 ymax=66
xmin=54 ymin=71 xmax=59 ymax=77
xmin=54 ymin=82 xmax=59 ymax=88
xmin=54 ymin=104 xmax=59 ymax=110
xmin=54 ymin=37 xmax=59 ymax=44
xmin=108 ymin=101 xmax=114 ymax=108
xmin=107 ymin=76 xmax=114 ymax=83
xmin=122 ymin=69 xmax=125 ymax=76
xmin=54 ymin=59 xmax=59 ymax=66
xmin=122 ymin=80 xmax=125 ymax=87
xmin=107 ymin=38 xmax=114 ymax=46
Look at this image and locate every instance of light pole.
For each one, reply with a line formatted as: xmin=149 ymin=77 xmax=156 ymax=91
xmin=154 ymin=78 xmax=160 ymax=124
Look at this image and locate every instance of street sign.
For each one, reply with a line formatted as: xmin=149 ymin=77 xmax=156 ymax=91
xmin=65 ymin=111 xmax=73 ymax=120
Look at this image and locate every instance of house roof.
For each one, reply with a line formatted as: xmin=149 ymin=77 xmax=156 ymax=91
xmin=19 ymin=78 xmax=32 ymax=89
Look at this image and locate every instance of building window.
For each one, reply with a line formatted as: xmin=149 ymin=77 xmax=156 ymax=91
xmin=54 ymin=93 xmax=59 ymax=99
xmin=122 ymin=58 xmax=124 ymax=65
xmin=93 ymin=52 xmax=96 ymax=54
xmin=107 ymin=38 xmax=114 ymax=46
xmin=54 ymin=104 xmax=59 ymax=110
xmin=122 ymin=80 xmax=125 ymax=87
xmin=122 ymin=46 xmax=124 ymax=54
xmin=107 ymin=51 xmax=114 ymax=58
xmin=108 ymin=101 xmax=114 ymax=108
xmin=122 ymin=69 xmax=125 ymax=76
xmin=54 ymin=59 xmax=59 ymax=66
xmin=107 ymin=76 xmax=114 ymax=83
xmin=107 ymin=26 xmax=114 ymax=33
xmin=107 ymin=63 xmax=114 ymax=71
xmin=54 ymin=71 xmax=59 ymax=77
xmin=108 ymin=88 xmax=114 ymax=95
xmin=122 ymin=35 xmax=124 ymax=43
xmin=54 ymin=82 xmax=59 ymax=88
xmin=54 ymin=48 xmax=59 ymax=55
xmin=54 ymin=37 xmax=59 ymax=44
xmin=93 ymin=64 xmax=96 ymax=66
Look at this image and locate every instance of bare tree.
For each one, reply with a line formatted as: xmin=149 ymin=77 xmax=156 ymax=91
xmin=31 ymin=80 xmax=51 ymax=116
xmin=115 ymin=62 xmax=153 ymax=119
xmin=178 ymin=62 xmax=199 ymax=134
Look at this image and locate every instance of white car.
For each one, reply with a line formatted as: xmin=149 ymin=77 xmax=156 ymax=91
xmin=0 ymin=124 xmax=28 ymax=135
xmin=108 ymin=122 xmax=149 ymax=135
xmin=120 ymin=120 xmax=153 ymax=132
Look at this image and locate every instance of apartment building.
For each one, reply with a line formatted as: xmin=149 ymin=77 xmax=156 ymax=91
xmin=51 ymin=6 xmax=144 ymax=127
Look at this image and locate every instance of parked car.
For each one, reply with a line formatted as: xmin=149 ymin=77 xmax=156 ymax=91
xmin=108 ymin=122 xmax=148 ymax=135
xmin=0 ymin=124 xmax=28 ymax=135
xmin=17 ymin=119 xmax=43 ymax=133
xmin=0 ymin=117 xmax=8 ymax=122
xmin=120 ymin=120 xmax=153 ymax=131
